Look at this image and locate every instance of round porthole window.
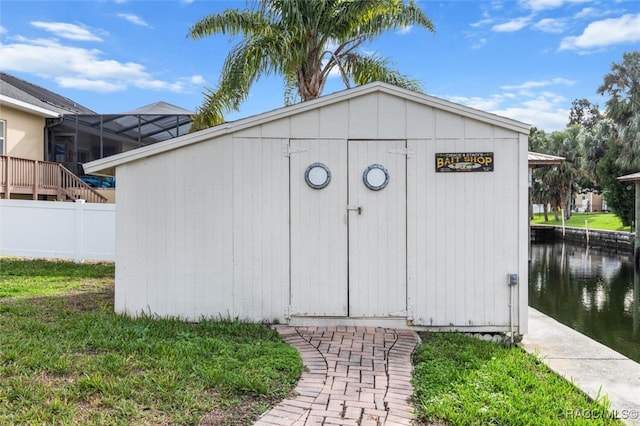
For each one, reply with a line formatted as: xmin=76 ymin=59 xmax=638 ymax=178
xmin=363 ymin=164 xmax=389 ymax=191
xmin=305 ymin=162 xmax=331 ymax=189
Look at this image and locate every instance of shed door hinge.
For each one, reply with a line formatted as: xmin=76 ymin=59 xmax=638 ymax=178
xmin=283 ymin=145 xmax=308 ymax=157
xmin=388 ymin=146 xmax=413 ymax=158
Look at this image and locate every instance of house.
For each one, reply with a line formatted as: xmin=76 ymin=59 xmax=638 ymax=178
xmin=574 ymin=191 xmax=605 ymax=213
xmin=0 ymin=72 xmax=192 ymax=203
xmin=84 ymin=82 xmax=530 ymax=335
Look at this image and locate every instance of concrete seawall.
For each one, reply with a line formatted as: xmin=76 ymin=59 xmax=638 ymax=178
xmin=522 ymin=308 xmax=640 ymax=425
xmin=531 ymin=224 xmax=634 ymax=252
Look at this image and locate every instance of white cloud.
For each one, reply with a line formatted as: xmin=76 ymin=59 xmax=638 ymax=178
xmin=0 ymin=37 xmax=193 ymax=94
xmin=520 ymin=0 xmax=591 ymax=12
xmin=520 ymin=0 xmax=564 ymax=11
xmin=447 ymin=94 xmax=506 ymax=111
xmin=470 ymin=17 xmax=494 ymax=28
xmin=560 ymin=13 xmax=640 ymax=50
xmin=574 ymin=7 xmax=596 ymax=19
xmin=470 ymin=9 xmax=494 ymax=28
xmin=189 ymin=75 xmax=205 ymax=85
xmin=492 ymin=16 xmax=531 ymax=32
xmin=116 ymin=13 xmax=150 ymax=27
xmin=533 ymin=18 xmax=567 ymax=33
xmin=498 ymin=91 xmax=569 ymax=129
xmin=501 ymin=78 xmax=576 ymax=90
xmin=30 ymin=21 xmax=102 ymax=42
xmin=444 ymin=78 xmax=574 ymax=131
xmin=0 ymin=25 xmax=7 ymax=35
xmin=397 ymin=25 xmax=412 ymax=35
xmin=56 ymin=77 xmax=126 ymax=92
xmin=493 ymin=106 xmax=568 ymax=130
xmin=472 ymin=38 xmax=487 ymax=49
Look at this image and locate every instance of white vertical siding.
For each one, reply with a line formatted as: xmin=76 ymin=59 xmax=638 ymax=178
xmin=318 ymin=103 xmax=349 ymax=139
xmin=377 ymin=94 xmax=407 ymax=139
xmin=113 ymin=88 xmax=528 ymax=329
xmin=232 ymin=137 xmax=289 ymax=321
xmin=115 ymin=139 xmax=235 ymax=320
xmin=348 ymin=96 xmax=378 ymax=138
xmin=289 ymin=139 xmax=348 ymax=316
xmin=290 ymin=110 xmax=320 ymax=138
xmin=517 ymin=132 xmax=530 ymax=334
xmin=407 ymin=110 xmax=523 ymax=329
xmin=348 ymin=139 xmax=407 ymax=317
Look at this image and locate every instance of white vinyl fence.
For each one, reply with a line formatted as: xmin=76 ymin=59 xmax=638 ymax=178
xmin=0 ymin=199 xmax=115 ymax=262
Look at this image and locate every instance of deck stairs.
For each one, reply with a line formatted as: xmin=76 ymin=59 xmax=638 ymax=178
xmin=0 ymin=156 xmax=107 ymax=203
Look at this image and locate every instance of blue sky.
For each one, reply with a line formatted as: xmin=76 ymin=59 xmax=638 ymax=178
xmin=1 ymin=0 xmax=639 ymax=132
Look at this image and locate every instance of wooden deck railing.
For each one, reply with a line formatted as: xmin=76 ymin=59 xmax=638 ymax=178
xmin=0 ymin=156 xmax=108 ymax=203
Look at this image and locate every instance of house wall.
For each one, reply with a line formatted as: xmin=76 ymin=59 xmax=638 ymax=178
xmin=115 ymin=91 xmax=528 ymax=332
xmin=574 ymin=192 xmax=604 ymax=212
xmin=0 ymin=105 xmax=45 ymax=160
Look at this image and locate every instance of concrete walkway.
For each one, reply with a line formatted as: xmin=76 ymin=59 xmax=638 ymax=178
xmin=522 ymin=307 xmax=640 ymax=425
xmin=255 ymin=326 xmax=419 ymax=426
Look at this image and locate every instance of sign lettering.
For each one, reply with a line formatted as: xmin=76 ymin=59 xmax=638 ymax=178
xmin=435 ymin=152 xmax=494 ymax=172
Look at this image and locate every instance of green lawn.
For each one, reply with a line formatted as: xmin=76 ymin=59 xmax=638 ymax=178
xmin=0 ymin=258 xmax=302 ymax=426
xmin=1 ymin=258 xmax=625 ymax=425
xmin=531 ymin=212 xmax=631 ymax=232
xmin=412 ymin=332 xmax=622 ymax=425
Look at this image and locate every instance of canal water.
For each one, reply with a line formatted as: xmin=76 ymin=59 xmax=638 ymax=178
xmin=529 ymin=242 xmax=640 ymax=363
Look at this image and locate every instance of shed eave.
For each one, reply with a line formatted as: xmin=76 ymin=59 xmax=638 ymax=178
xmin=617 ymin=172 xmax=640 ymax=182
xmin=527 ymin=151 xmax=565 ymax=167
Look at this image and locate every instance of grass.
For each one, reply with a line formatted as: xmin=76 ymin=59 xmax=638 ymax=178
xmin=531 ymin=212 xmax=631 ymax=232
xmin=0 ymin=258 xmax=302 ymax=426
xmin=0 ymin=258 xmax=115 ymax=298
xmin=2 ymin=259 xmax=627 ymax=425
xmin=412 ymin=332 xmax=623 ymax=426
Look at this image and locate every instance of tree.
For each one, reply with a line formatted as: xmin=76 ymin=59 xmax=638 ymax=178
xmin=188 ymin=0 xmax=434 ymax=130
xmin=548 ymin=126 xmax=583 ymax=220
xmin=597 ymin=50 xmax=640 ymax=168
xmin=568 ymin=98 xmax=601 ymax=130
xmin=528 ymin=126 xmax=547 ymax=152
xmin=529 ymin=128 xmax=554 ymax=221
xmin=580 ymin=120 xmax=608 ymax=185
xmin=582 ymin=118 xmax=636 ymax=226
xmin=529 ymin=127 xmax=582 ymax=221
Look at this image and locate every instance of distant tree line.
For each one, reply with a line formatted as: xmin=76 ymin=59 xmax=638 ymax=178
xmin=530 ymin=50 xmax=640 ymax=227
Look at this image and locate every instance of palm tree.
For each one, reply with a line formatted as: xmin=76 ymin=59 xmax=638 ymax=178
xmin=187 ymin=0 xmax=434 ymax=130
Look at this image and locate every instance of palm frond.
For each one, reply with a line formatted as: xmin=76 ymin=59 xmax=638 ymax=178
xmin=342 ymin=53 xmax=423 ymax=92
xmin=189 ymin=86 xmax=239 ymax=131
xmin=188 ymin=0 xmax=434 ymax=123
xmin=188 ymin=9 xmax=269 ymax=39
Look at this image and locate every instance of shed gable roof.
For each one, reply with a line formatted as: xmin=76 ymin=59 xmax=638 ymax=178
xmin=84 ymin=82 xmax=531 ymax=175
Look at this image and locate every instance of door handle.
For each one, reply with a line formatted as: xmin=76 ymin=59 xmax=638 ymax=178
xmin=347 ymin=205 xmax=362 ymax=215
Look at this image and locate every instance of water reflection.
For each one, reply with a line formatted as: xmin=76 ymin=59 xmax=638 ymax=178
xmin=529 ymin=242 xmax=640 ymax=363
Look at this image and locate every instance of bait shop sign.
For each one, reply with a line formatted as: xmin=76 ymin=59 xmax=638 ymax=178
xmin=435 ymin=152 xmax=494 ymax=173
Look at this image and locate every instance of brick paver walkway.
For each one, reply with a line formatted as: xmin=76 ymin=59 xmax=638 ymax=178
xmin=255 ymin=326 xmax=419 ymax=426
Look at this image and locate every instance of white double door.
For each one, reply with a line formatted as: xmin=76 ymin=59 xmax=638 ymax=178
xmin=290 ymin=139 xmax=407 ymax=317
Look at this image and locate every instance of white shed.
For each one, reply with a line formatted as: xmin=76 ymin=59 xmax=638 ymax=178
xmin=84 ymin=82 xmax=530 ymax=335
